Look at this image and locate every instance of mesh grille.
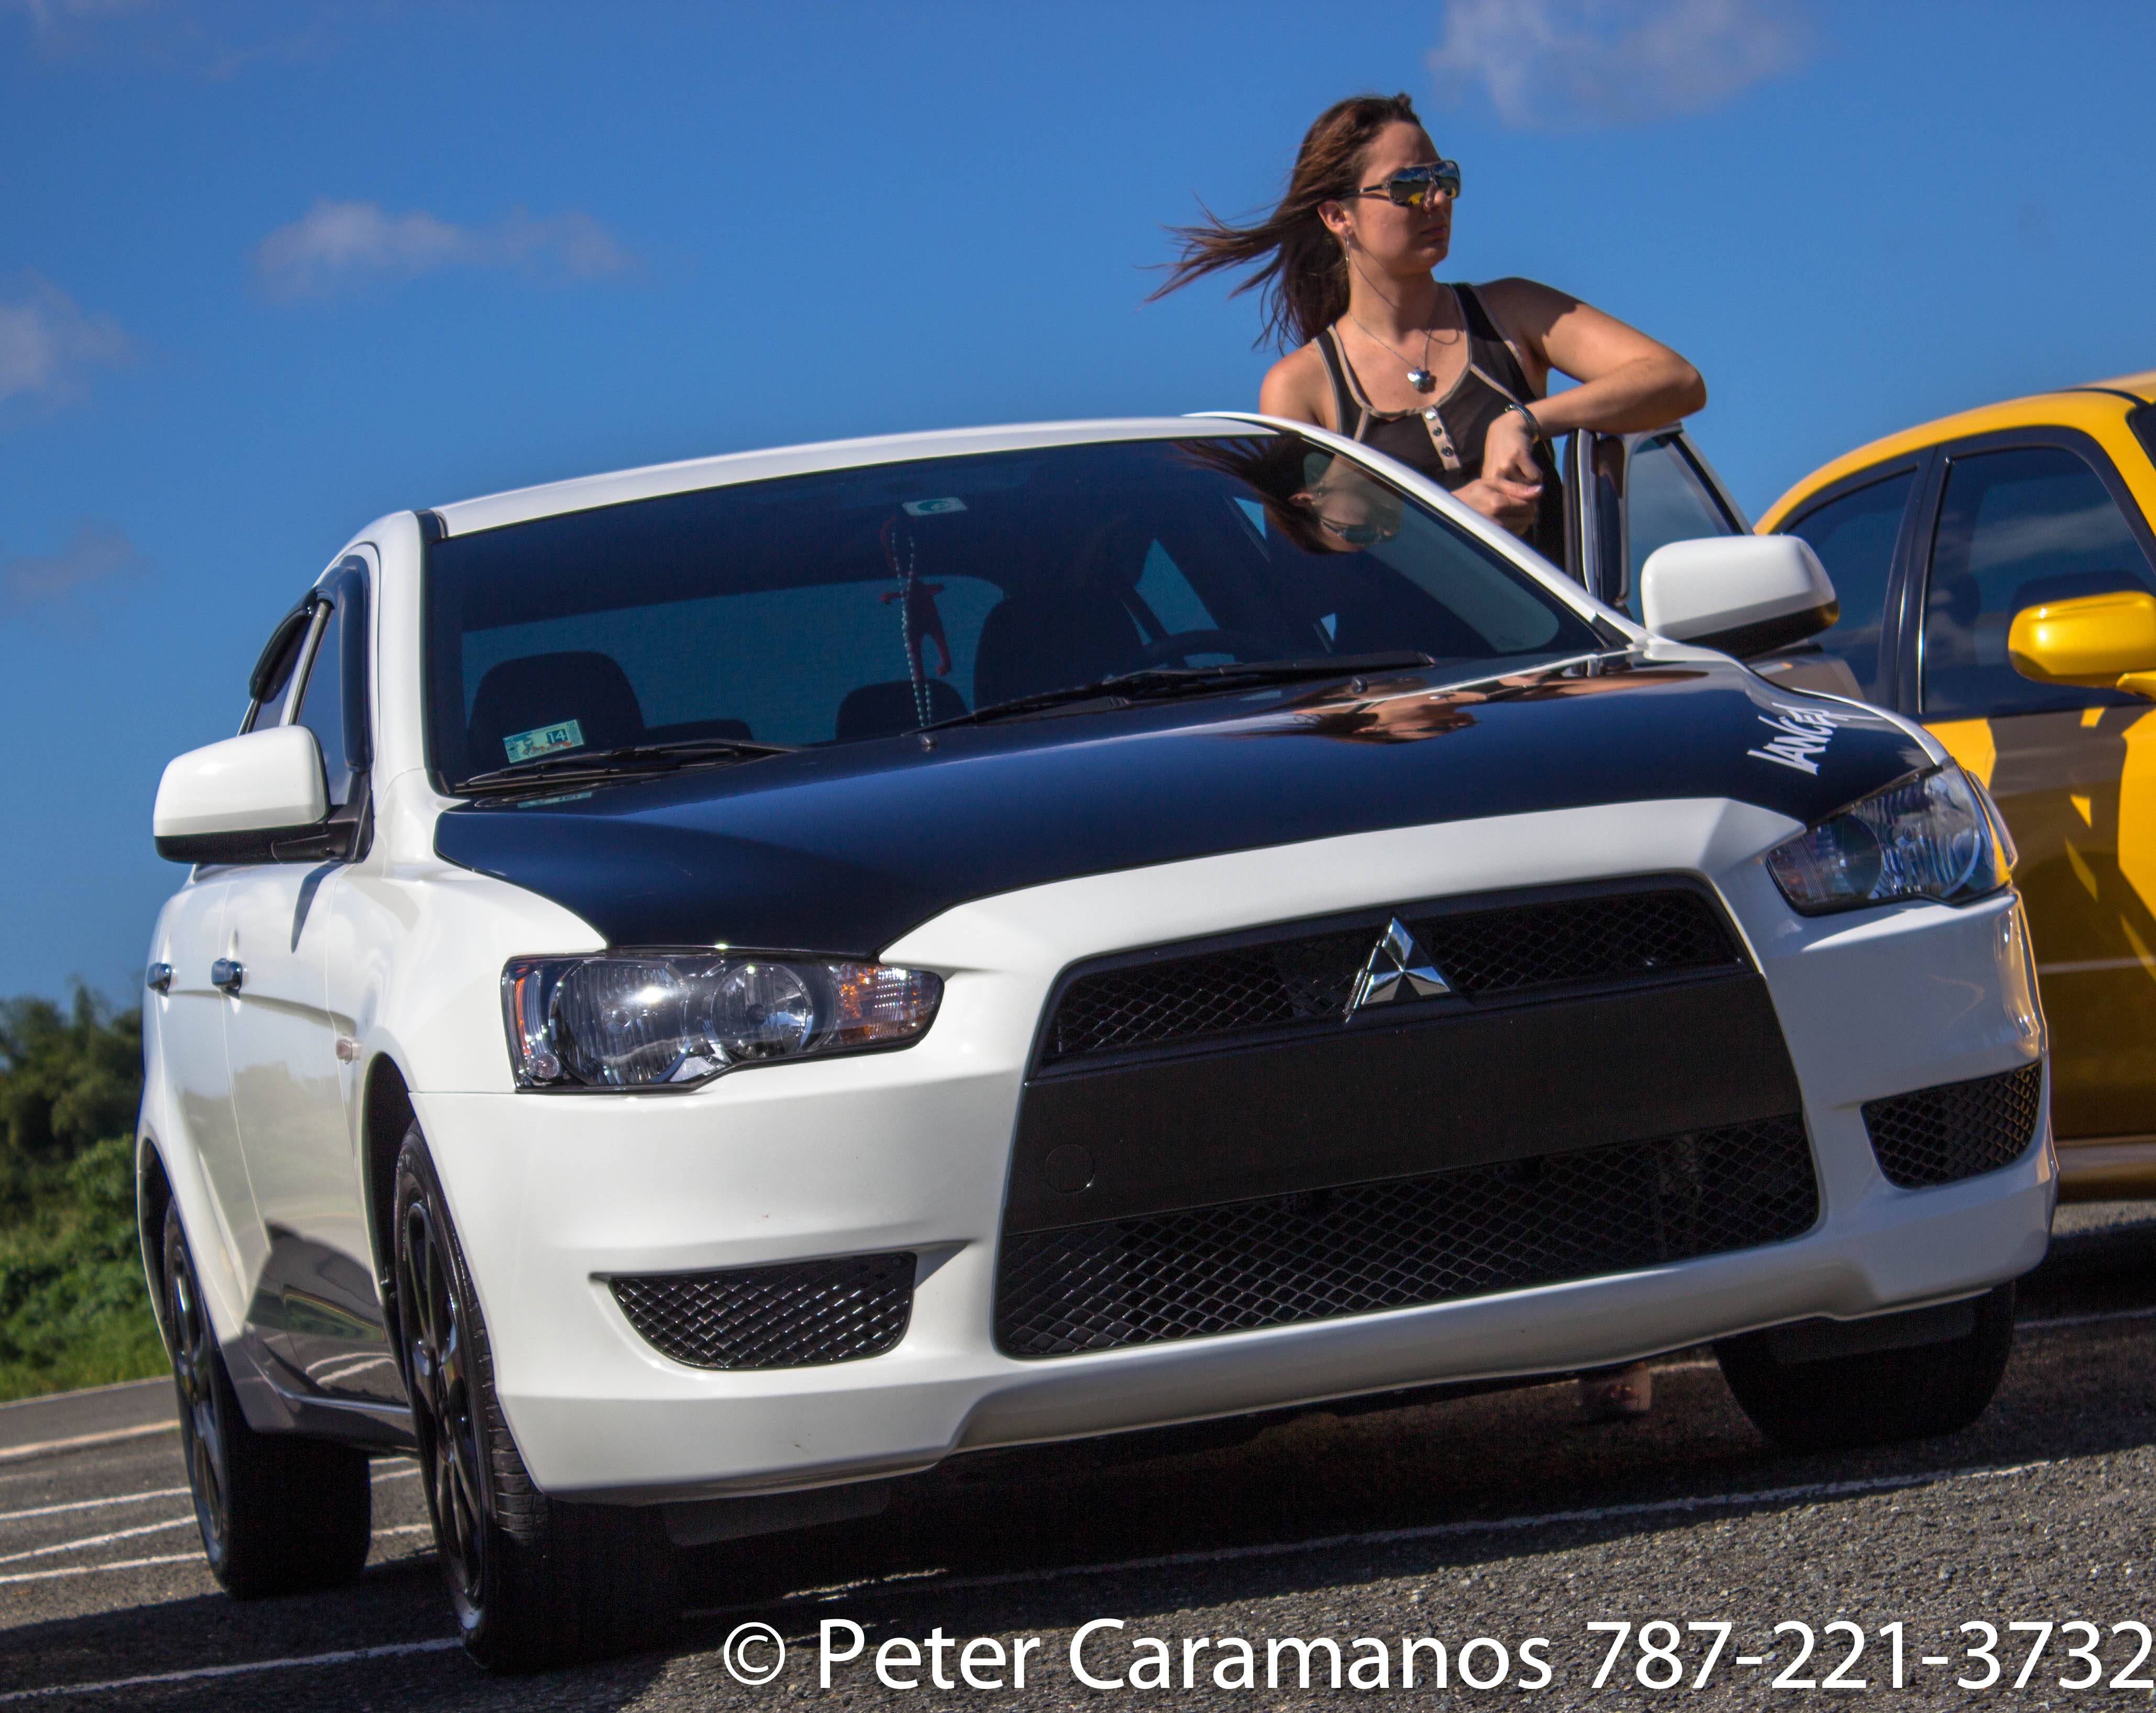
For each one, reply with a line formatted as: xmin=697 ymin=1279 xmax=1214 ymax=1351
xmin=994 ymin=1116 xmax=1815 ymax=1357
xmin=611 ymin=1252 xmax=915 ymax=1370
xmin=1042 ymin=887 xmax=1737 ymax=1066
xmin=1862 ymin=1064 xmax=2044 ymax=1189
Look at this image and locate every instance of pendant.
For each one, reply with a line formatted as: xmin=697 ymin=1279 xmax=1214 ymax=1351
xmin=1407 ymin=368 xmax=1435 ymax=392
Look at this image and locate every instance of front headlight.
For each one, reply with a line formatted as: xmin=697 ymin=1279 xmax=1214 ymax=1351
xmin=502 ymin=952 xmax=943 ymax=1090
xmin=1765 ymin=764 xmax=2012 ymax=915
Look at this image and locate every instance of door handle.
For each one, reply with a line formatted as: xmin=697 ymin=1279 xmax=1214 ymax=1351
xmin=211 ymin=959 xmax=245 ymax=994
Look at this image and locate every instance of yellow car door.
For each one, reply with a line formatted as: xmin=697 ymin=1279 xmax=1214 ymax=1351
xmin=1911 ymin=428 xmax=2156 ymax=1183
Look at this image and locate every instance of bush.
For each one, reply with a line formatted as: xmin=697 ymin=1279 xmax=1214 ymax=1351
xmin=0 ymin=986 xmax=166 ymax=1401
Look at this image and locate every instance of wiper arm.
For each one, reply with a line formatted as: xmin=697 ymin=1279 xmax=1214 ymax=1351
xmin=923 ymin=651 xmax=1435 ymax=731
xmin=456 ymin=737 xmax=796 ymax=796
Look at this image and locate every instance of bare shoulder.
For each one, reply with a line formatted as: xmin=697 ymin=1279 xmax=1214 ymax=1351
xmin=1259 ymin=341 xmax=1333 ymax=430
xmin=1474 ymin=277 xmax=1585 ymax=335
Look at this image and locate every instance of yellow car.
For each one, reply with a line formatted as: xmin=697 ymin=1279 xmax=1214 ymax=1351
xmin=1758 ymin=371 xmax=2156 ymax=1197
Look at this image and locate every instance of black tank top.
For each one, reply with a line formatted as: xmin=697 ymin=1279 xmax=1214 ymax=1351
xmin=1315 ymin=282 xmax=1566 ymax=565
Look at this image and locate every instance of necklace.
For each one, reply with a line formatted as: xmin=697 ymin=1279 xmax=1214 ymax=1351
xmin=1342 ymin=262 xmax=1458 ymax=392
xmin=1346 ymin=307 xmax=1445 ymax=392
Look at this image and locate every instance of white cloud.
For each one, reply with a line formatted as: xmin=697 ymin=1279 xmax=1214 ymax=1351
xmin=253 ymin=199 xmax=636 ymax=300
xmin=0 ymin=521 xmax=150 ymax=621
xmin=1427 ymin=0 xmax=1816 ymax=131
xmin=0 ymin=275 xmax=129 ymax=408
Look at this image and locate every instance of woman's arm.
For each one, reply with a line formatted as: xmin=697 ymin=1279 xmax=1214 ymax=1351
xmin=1477 ymin=277 xmax=1706 ymax=436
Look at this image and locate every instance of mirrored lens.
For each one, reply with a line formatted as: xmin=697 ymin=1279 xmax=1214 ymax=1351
xmin=1387 ymin=162 xmax=1461 ymax=205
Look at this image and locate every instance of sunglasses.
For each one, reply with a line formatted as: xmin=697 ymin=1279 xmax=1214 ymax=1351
xmin=1355 ymin=161 xmax=1462 ymax=208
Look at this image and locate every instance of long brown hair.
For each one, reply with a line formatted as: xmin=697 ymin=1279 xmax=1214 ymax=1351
xmin=1151 ymin=92 xmax=1424 ymax=351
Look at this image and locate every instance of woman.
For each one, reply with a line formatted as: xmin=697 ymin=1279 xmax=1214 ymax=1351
xmin=1154 ymin=91 xmax=1706 ymax=565
xmin=1159 ymin=94 xmax=1697 ymax=1423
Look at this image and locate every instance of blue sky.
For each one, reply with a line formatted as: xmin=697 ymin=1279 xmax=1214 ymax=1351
xmin=4 ymin=0 xmax=2153 ymax=1004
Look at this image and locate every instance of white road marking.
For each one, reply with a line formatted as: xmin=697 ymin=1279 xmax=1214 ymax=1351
xmin=691 ymin=1458 xmax=2063 ymax=1617
xmin=0 ymin=1486 xmax=189 ymax=1526
xmin=0 ymin=1524 xmax=434 ymax=1588
xmin=0 ymin=1422 xmax=176 ymax=1465
xmin=0 ymin=1552 xmax=201 ymax=1587
xmin=2022 ymin=1304 xmax=2156 ymax=1331
xmin=0 ymin=1516 xmax=195 ymax=1565
xmin=0 ymin=1464 xmax=406 ymax=1533
xmin=0 ymin=1638 xmax=463 ymax=1703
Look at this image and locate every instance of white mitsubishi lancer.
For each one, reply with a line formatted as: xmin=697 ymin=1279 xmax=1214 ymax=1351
xmin=140 ymin=416 xmax=2051 ymax=1668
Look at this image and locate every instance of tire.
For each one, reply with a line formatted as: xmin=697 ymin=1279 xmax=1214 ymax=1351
xmin=1715 ymin=1283 xmax=2016 ymax=1453
xmin=161 ymin=1202 xmax=372 ymax=1596
xmin=391 ymin=1122 xmax=678 ymax=1671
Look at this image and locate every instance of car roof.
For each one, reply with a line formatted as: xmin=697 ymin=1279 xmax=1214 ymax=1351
xmin=1758 ymin=369 xmax=2155 ymax=530
xmin=429 ymin=416 xmax=1265 ymax=538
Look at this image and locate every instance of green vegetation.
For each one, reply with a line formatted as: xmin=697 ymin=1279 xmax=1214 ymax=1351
xmin=0 ymin=987 xmax=167 ymax=1401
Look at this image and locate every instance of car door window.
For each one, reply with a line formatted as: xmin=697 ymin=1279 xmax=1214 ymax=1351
xmin=1920 ymin=446 xmax=2156 ymax=719
xmin=1784 ymin=470 xmax=1915 ymax=702
xmin=1621 ymin=432 xmax=1741 ymax=619
xmin=294 ymin=602 xmax=352 ymax=806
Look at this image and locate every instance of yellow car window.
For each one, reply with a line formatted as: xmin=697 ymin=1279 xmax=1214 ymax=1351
xmin=1921 ymin=446 xmax=2155 ymax=719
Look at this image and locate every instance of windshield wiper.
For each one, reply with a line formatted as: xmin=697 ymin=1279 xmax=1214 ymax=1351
xmin=922 ymin=651 xmax=1435 ymax=732
xmin=456 ymin=737 xmax=797 ymax=797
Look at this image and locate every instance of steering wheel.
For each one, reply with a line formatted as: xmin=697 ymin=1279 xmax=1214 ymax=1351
xmin=1131 ymin=629 xmax=1280 ymax=669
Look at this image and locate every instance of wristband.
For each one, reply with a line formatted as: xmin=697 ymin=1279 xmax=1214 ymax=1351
xmin=1502 ymin=400 xmax=1547 ymax=442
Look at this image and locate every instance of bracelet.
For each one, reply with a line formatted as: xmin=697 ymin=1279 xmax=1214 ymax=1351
xmin=1501 ymin=399 xmax=1547 ymax=442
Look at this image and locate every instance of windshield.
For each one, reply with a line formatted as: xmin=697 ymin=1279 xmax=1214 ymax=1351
xmin=423 ymin=433 xmax=1607 ymax=786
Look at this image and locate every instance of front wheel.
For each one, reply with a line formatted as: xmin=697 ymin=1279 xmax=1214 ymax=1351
xmin=392 ymin=1124 xmax=677 ymax=1671
xmin=1715 ymin=1283 xmax=2016 ymax=1453
xmin=162 ymin=1202 xmax=372 ymax=1596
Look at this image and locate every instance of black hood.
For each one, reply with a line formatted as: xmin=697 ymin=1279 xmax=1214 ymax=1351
xmin=434 ymin=661 xmax=1931 ymax=956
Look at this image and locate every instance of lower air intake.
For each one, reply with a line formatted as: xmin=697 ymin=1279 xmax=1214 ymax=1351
xmin=611 ymin=1252 xmax=915 ymax=1370
xmin=994 ymin=1116 xmax=1816 ymax=1358
xmin=1862 ymin=1063 xmax=2044 ymax=1189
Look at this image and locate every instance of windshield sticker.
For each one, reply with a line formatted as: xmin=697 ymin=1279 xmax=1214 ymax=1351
xmin=504 ymin=719 xmax=584 ymax=763
xmin=1747 ymin=701 xmax=1856 ymax=775
xmin=901 ymin=496 xmax=967 ymax=517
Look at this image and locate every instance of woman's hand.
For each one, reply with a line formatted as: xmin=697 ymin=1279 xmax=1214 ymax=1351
xmin=1453 ymin=471 xmax=1543 ymax=536
xmin=1454 ymin=408 xmax=1542 ymax=535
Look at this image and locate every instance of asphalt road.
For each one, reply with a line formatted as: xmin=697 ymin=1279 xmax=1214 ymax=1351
xmin=6 ymin=1204 xmax=2156 ymax=1710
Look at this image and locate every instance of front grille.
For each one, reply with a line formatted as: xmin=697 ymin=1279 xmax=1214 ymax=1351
xmin=1040 ymin=886 xmax=1738 ymax=1067
xmin=611 ymin=1252 xmax=915 ymax=1370
xmin=1863 ymin=1064 xmax=2044 ymax=1189
xmin=994 ymin=1116 xmax=1816 ymax=1357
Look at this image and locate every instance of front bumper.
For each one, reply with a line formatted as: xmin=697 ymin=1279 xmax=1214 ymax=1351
xmin=415 ymin=799 xmax=2052 ymax=1502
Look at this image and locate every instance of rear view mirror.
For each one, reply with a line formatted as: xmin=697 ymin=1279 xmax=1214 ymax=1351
xmin=153 ymin=725 xmax=328 ymax=863
xmin=1638 ymin=535 xmax=1838 ymax=659
xmin=2008 ymin=589 xmax=2156 ymax=698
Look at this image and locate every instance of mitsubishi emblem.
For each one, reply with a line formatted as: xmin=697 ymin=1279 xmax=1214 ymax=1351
xmin=1349 ymin=918 xmax=1453 ymax=1013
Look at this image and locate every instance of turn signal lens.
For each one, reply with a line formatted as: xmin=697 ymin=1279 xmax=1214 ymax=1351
xmin=502 ymin=953 xmax=942 ymax=1090
xmin=1766 ymin=765 xmax=2009 ymax=916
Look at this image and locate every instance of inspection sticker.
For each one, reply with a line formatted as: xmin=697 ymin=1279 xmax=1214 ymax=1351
xmin=503 ymin=718 xmax=584 ymax=763
xmin=902 ymin=496 xmax=967 ymax=517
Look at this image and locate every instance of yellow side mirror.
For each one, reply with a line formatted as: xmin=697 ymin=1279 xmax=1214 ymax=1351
xmin=2007 ymin=589 xmax=2156 ymax=697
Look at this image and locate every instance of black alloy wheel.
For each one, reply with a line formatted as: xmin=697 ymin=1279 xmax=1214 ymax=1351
xmin=390 ymin=1125 xmax=678 ymax=1670
xmin=159 ymin=1200 xmax=371 ymax=1596
xmin=396 ymin=1167 xmax=491 ymax=1628
xmin=163 ymin=1202 xmax=230 ymax=1566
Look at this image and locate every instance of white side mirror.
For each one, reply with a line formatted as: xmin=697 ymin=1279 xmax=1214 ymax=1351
xmin=153 ymin=725 xmax=328 ymax=862
xmin=1639 ymin=535 xmax=1838 ymax=659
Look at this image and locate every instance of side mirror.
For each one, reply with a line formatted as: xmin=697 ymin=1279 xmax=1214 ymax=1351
xmin=1639 ymin=535 xmax=1839 ymax=659
xmin=2008 ymin=589 xmax=2156 ymax=698
xmin=153 ymin=725 xmax=328 ymax=864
